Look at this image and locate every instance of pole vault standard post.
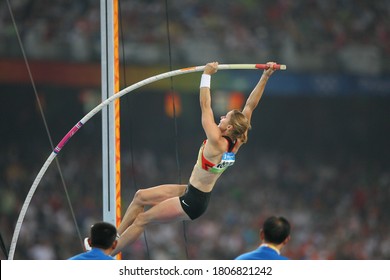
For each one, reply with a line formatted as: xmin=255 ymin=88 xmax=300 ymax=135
xmin=101 ymin=0 xmax=121 ymax=231
xmin=8 ymin=63 xmax=286 ymax=260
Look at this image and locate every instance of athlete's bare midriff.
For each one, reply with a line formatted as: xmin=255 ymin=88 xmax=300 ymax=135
xmin=189 ymin=164 xmax=223 ymax=193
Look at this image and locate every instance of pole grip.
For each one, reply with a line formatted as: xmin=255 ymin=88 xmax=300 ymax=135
xmin=255 ymin=64 xmax=287 ymax=70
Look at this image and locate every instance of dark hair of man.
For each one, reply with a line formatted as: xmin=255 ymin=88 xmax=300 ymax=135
xmin=263 ymin=216 xmax=290 ymax=244
xmin=90 ymin=221 xmax=117 ymax=249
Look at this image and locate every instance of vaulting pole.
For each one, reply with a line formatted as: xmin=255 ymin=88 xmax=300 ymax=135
xmin=8 ymin=63 xmax=285 ymax=259
xmin=100 ymin=0 xmax=121 ymax=235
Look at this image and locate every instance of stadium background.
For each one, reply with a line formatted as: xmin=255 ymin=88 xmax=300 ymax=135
xmin=0 ymin=0 xmax=389 ymax=259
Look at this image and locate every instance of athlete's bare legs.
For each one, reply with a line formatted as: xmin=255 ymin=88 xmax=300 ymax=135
xmin=113 ymin=187 xmax=189 ymax=255
xmin=117 ymin=184 xmax=187 ymax=235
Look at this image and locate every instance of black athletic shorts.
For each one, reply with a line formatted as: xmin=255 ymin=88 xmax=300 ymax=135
xmin=179 ymin=184 xmax=211 ymax=220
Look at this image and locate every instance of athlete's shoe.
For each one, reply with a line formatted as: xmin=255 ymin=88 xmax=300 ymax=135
xmin=84 ymin=237 xmax=92 ymax=251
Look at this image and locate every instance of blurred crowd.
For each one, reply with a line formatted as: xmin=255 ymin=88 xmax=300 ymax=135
xmin=1 ymin=0 xmax=390 ymax=261
xmin=1 ymin=0 xmax=389 ymax=74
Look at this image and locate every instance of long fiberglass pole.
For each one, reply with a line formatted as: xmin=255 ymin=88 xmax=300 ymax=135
xmin=8 ymin=63 xmax=286 ymax=260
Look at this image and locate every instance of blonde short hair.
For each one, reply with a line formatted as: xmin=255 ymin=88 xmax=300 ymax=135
xmin=228 ymin=109 xmax=251 ymax=143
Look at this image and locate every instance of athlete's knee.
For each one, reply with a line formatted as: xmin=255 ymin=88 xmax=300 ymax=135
xmin=133 ymin=189 xmax=148 ymax=204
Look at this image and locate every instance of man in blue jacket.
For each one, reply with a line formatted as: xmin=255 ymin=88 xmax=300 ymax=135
xmin=68 ymin=221 xmax=118 ymax=260
xmin=235 ymin=216 xmax=291 ymax=260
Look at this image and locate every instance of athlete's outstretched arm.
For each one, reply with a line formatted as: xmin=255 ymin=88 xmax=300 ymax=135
xmin=242 ymin=62 xmax=277 ymax=125
xmin=199 ymin=62 xmax=224 ymax=150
